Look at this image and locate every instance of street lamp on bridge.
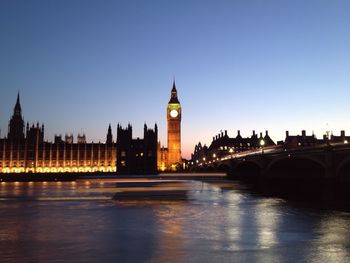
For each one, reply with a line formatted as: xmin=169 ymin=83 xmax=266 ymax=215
xmin=260 ymin=139 xmax=265 ymax=154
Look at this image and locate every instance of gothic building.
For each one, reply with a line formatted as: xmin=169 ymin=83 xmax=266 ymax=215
xmin=117 ymin=124 xmax=158 ymax=174
xmin=191 ymin=130 xmax=275 ymax=164
xmin=1 ymin=86 xmax=171 ymax=175
xmin=0 ymin=94 xmax=116 ymax=173
xmin=158 ymin=81 xmax=182 ymax=171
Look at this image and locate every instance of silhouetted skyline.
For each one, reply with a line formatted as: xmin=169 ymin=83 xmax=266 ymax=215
xmin=1 ymin=0 xmax=350 ymax=158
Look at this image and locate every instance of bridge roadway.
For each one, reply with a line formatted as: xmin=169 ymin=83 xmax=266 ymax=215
xmin=194 ymin=143 xmax=350 ymax=183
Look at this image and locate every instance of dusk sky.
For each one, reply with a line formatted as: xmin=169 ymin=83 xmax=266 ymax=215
xmin=1 ymin=0 xmax=349 ymax=158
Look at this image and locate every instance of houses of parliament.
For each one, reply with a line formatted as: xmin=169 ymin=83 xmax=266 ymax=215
xmin=0 ymin=83 xmax=183 ymax=174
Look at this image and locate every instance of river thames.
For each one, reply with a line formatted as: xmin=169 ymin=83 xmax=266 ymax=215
xmin=0 ymin=177 xmax=350 ymax=263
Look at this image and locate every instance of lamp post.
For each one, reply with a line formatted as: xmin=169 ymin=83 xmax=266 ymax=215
xmin=260 ymin=139 xmax=265 ymax=154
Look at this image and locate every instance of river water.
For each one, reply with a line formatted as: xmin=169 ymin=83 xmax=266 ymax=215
xmin=0 ymin=178 xmax=350 ymax=263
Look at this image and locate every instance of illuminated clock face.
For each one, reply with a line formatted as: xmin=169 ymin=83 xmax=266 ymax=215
xmin=170 ymin=109 xmax=178 ymax=118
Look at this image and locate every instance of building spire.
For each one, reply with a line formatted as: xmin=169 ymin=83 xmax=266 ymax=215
xmin=172 ymin=77 xmax=176 ymax=92
xmin=106 ymin=123 xmax=113 ymax=144
xmin=8 ymin=92 xmax=25 ymax=140
xmin=14 ymin=91 xmax=22 ymax=116
xmin=169 ymin=79 xmax=179 ymax=104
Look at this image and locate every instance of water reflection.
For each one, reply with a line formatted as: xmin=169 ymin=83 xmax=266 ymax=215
xmin=254 ymin=199 xmax=282 ymax=249
xmin=0 ymin=179 xmax=350 ymax=262
xmin=306 ymin=214 xmax=350 ymax=262
xmin=151 ymin=203 xmax=186 ymax=262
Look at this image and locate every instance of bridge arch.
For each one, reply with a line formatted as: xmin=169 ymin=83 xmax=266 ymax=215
xmin=336 ymin=157 xmax=350 ymax=182
xmin=217 ymin=163 xmax=230 ymax=174
xmin=206 ymin=165 xmax=215 ymax=172
xmin=267 ymin=156 xmax=325 ymax=179
xmin=234 ymin=160 xmax=262 ymax=178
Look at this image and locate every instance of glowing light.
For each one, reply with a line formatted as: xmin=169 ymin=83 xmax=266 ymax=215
xmin=11 ymin=168 xmax=24 ymax=173
xmin=170 ymin=164 xmax=177 ymax=171
xmin=344 ymin=140 xmax=348 ymax=144
xmin=160 ymin=162 xmax=166 ymax=172
xmin=213 ymin=153 xmax=216 ymax=158
xmin=170 ymin=109 xmax=178 ymax=118
xmin=260 ymin=140 xmax=265 ymax=146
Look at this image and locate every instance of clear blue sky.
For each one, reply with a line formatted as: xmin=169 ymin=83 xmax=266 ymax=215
xmin=1 ymin=0 xmax=349 ymax=158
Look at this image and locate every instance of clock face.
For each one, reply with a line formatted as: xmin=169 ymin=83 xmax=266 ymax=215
xmin=170 ymin=109 xmax=178 ymax=118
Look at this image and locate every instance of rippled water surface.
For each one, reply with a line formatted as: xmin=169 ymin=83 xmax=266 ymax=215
xmin=1 ymin=178 xmax=350 ymax=263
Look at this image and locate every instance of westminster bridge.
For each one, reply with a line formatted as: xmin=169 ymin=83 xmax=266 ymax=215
xmin=189 ymin=143 xmax=350 ymax=184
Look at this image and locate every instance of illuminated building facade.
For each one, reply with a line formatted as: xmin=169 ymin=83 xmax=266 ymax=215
xmin=158 ymin=81 xmax=182 ymax=171
xmin=1 ymin=86 xmax=180 ymax=174
xmin=0 ymin=94 xmax=116 ymax=173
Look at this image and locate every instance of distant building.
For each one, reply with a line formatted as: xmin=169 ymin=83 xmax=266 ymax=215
xmin=330 ymin=130 xmax=350 ymax=144
xmin=117 ymin=124 xmax=158 ymax=174
xmin=283 ymin=130 xmax=350 ymax=149
xmin=191 ymin=130 xmax=275 ymax=163
xmin=283 ymin=130 xmax=319 ymax=148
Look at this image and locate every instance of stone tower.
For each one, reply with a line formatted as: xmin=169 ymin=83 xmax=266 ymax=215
xmin=8 ymin=92 xmax=25 ymax=141
xmin=167 ymin=80 xmax=182 ymax=170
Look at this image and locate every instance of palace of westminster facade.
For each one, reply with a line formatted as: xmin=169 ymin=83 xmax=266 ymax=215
xmin=0 ymin=83 xmax=183 ymax=174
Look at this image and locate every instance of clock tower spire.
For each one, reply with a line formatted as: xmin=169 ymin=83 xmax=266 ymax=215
xmin=167 ymin=80 xmax=182 ymax=170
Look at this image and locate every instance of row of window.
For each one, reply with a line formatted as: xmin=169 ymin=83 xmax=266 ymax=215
xmin=0 ymin=160 xmax=114 ymax=167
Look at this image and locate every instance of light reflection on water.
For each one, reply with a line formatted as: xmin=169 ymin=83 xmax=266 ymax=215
xmin=0 ymin=179 xmax=350 ymax=262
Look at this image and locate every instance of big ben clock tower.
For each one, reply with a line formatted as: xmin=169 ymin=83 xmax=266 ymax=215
xmin=167 ymin=80 xmax=182 ymax=169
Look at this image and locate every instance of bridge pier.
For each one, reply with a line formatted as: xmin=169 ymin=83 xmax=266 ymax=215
xmin=324 ymin=148 xmax=336 ymax=179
